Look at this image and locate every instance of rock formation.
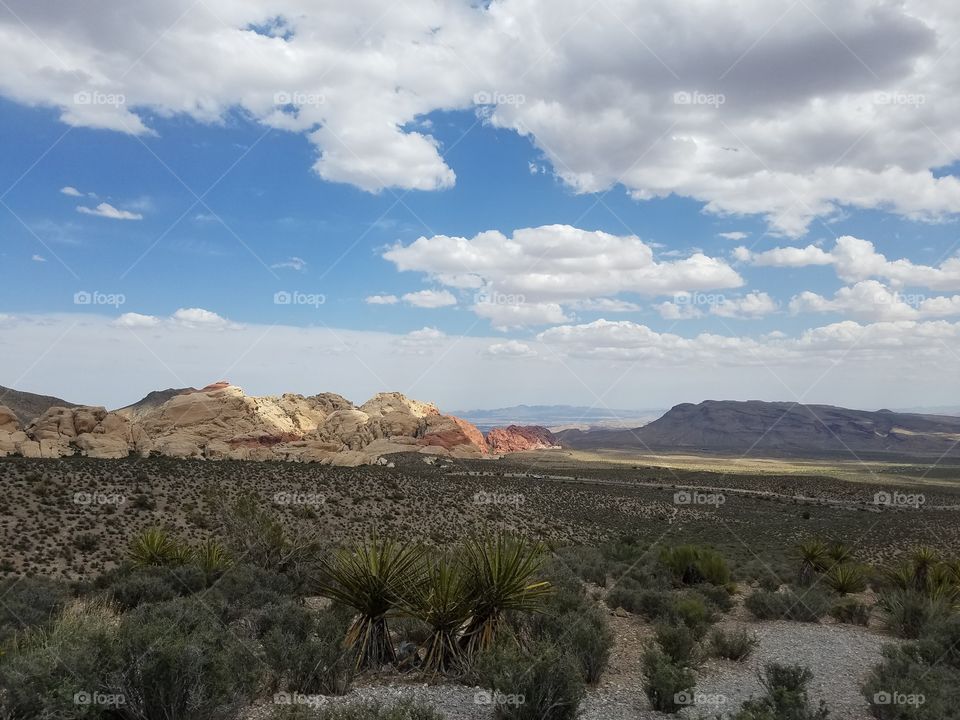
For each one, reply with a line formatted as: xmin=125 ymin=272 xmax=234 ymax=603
xmin=485 ymin=425 xmax=557 ymax=453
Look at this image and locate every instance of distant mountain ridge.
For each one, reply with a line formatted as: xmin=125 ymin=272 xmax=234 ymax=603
xmin=453 ymin=404 xmax=661 ymax=430
xmin=0 ymin=385 xmax=78 ymax=425
xmin=556 ymin=400 xmax=960 ymax=459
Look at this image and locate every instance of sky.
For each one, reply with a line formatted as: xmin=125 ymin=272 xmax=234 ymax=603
xmin=2 ymin=0 xmax=960 ymax=412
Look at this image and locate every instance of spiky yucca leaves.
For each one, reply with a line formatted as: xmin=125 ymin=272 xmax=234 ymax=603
xmin=405 ymin=556 xmax=472 ymax=673
xmin=827 ymin=542 xmax=853 ymax=565
xmin=795 ymin=539 xmax=829 ymax=586
xmin=910 ymin=546 xmax=940 ymax=593
xmin=194 ymin=538 xmax=232 ymax=577
xmin=317 ymin=536 xmax=425 ymax=670
xmin=825 ymin=564 xmax=867 ymax=595
xmin=460 ymin=534 xmax=552 ymax=655
xmin=128 ymin=527 xmax=182 ymax=567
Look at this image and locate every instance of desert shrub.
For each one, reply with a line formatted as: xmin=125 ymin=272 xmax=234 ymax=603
xmin=878 ymin=589 xmax=953 ymax=639
xmin=745 ymin=588 xmax=831 ymax=622
xmin=672 ymin=593 xmax=716 ymax=635
xmin=654 ymin=623 xmax=702 ymax=667
xmin=526 ymin=600 xmax=612 ymax=684
xmin=208 ymin=563 xmax=298 ymax=620
xmin=107 ymin=564 xmax=207 ymax=610
xmin=262 ymin=606 xmax=354 ymax=694
xmin=641 ymin=647 xmax=695 ymax=713
xmin=709 ymin=627 xmax=758 ymax=660
xmin=0 ymin=576 xmax=69 ymax=643
xmin=824 ymin=564 xmax=867 ymax=595
xmin=604 ymin=583 xmax=657 ymax=615
xmin=660 ymin=545 xmax=731 ymax=587
xmin=863 ymin=642 xmax=960 ymax=720
xmin=730 ymin=663 xmax=829 ymax=720
xmin=109 ymin=597 xmax=260 ymax=720
xmin=555 ymin=546 xmax=609 ymax=587
xmin=469 ymin=640 xmax=585 ymax=720
xmin=273 ymin=700 xmax=445 ymax=720
xmin=695 ymin=583 xmax=735 ymax=613
xmin=829 ymin=597 xmax=871 ymax=626
xmin=0 ymin=599 xmax=118 ymax=720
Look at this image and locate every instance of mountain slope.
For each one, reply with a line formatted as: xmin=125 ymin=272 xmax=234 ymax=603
xmin=557 ymin=400 xmax=960 ymax=459
xmin=114 ymin=387 xmax=197 ymax=421
xmin=0 ymin=385 xmax=78 ymax=425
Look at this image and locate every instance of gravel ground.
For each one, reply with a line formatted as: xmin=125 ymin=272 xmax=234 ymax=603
xmin=244 ymin=615 xmax=889 ymax=720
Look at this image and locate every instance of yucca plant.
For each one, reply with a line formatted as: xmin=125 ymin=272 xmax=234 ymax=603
xmin=460 ymin=534 xmax=552 ymax=655
xmin=824 ymin=564 xmax=867 ymax=595
xmin=826 ymin=542 xmax=853 ymax=565
xmin=795 ymin=539 xmax=829 ymax=586
xmin=910 ymin=546 xmax=940 ymax=594
xmin=193 ymin=538 xmax=232 ymax=577
xmin=404 ymin=556 xmax=472 ymax=673
xmin=316 ymin=535 xmax=425 ymax=669
xmin=128 ymin=527 xmax=181 ymax=567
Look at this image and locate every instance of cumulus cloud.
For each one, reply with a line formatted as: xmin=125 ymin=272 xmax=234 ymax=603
xmin=741 ymin=236 xmax=960 ymax=289
xmin=568 ymin=298 xmax=642 ymax=312
xmin=719 ymin=231 xmax=748 ymax=241
xmin=710 ymin=291 xmax=778 ymax=319
xmin=170 ymin=307 xmax=238 ymax=330
xmin=76 ymin=202 xmax=143 ymax=220
xmin=384 ymin=224 xmax=741 ymax=327
xmin=401 ymin=289 xmax=458 ymax=308
xmin=365 ymin=294 xmax=399 ymax=305
xmin=395 ymin=326 xmax=447 ymax=354
xmin=59 ymin=186 xmax=83 ymax=197
xmin=790 ymin=280 xmax=960 ymax=321
xmin=484 ymin=340 xmax=537 ymax=358
xmin=655 ymin=291 xmax=777 ymax=320
xmin=5 ymin=1 xmax=959 ymax=230
xmin=114 ymin=312 xmax=161 ymax=328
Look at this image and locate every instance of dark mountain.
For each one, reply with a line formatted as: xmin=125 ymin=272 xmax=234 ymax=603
xmin=556 ymin=400 xmax=960 ymax=460
xmin=0 ymin=385 xmax=78 ymax=425
xmin=114 ymin=387 xmax=196 ymax=421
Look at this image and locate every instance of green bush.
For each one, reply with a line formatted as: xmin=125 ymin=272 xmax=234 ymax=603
xmin=110 ymin=597 xmax=261 ymax=720
xmin=641 ymin=647 xmax=695 ymax=713
xmin=660 ymin=545 xmax=731 ymax=586
xmin=878 ymin=589 xmax=953 ymax=639
xmin=555 ymin=546 xmax=609 ymax=587
xmin=106 ymin=564 xmax=207 ymax=610
xmin=654 ymin=623 xmax=702 ymax=667
xmin=272 ymin=701 xmax=445 ymax=720
xmin=0 ymin=576 xmax=69 ymax=643
xmin=262 ymin=604 xmax=354 ymax=694
xmin=696 ymin=583 xmax=735 ymax=613
xmin=745 ymin=588 xmax=831 ymax=622
xmin=863 ymin=642 xmax=960 ymax=720
xmin=470 ymin=641 xmax=585 ymax=720
xmin=730 ymin=663 xmax=829 ymax=720
xmin=709 ymin=627 xmax=758 ymax=660
xmin=829 ymin=597 xmax=871 ymax=626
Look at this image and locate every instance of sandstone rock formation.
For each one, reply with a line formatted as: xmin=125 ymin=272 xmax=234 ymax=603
xmin=13 ymin=405 xmax=145 ymax=459
xmin=485 ymin=425 xmax=558 ymax=453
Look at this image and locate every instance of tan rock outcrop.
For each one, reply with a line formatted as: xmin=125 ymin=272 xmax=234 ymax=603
xmin=21 ymin=405 xmax=142 ymax=458
xmin=485 ymin=425 xmax=558 ymax=453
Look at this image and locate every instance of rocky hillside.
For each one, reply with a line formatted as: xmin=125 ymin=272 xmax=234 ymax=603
xmin=557 ymin=400 xmax=960 ymax=459
xmin=0 ymin=382 xmax=554 ymax=465
xmin=0 ymin=385 xmax=78 ymax=425
xmin=485 ymin=425 xmax=558 ymax=453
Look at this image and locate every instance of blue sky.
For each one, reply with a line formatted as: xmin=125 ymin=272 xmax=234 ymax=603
xmin=2 ymin=0 xmax=960 ymax=410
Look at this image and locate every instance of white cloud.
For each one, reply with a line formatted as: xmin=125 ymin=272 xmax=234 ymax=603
xmin=710 ymin=291 xmax=778 ymax=319
xmin=365 ymin=294 xmax=399 ymax=305
xmin=472 ymin=301 xmax=570 ymax=330
xmin=31 ymin=254 xmax=46 ymax=263
xmin=271 ymin=257 xmax=307 ymax=271
xmin=114 ymin=312 xmax=161 ymax=328
xmin=395 ymin=326 xmax=447 ymax=354
xmin=5 ymin=1 xmax=958 ymax=230
xmin=170 ymin=307 xmax=237 ymax=330
xmin=790 ymin=280 xmax=960 ymax=321
xmin=718 ymin=231 xmax=748 ymax=241
xmin=655 ymin=291 xmax=776 ymax=320
xmin=76 ymin=202 xmax=143 ymax=221
xmin=59 ymin=186 xmax=82 ymax=197
xmin=568 ymin=298 xmax=642 ymax=312
xmin=384 ymin=224 xmax=742 ymax=328
xmin=655 ymin=301 xmax=702 ymax=320
xmin=485 ymin=340 xmax=537 ymax=358
xmin=401 ymin=289 xmax=458 ymax=309
xmin=743 ymin=236 xmax=960 ymax=290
